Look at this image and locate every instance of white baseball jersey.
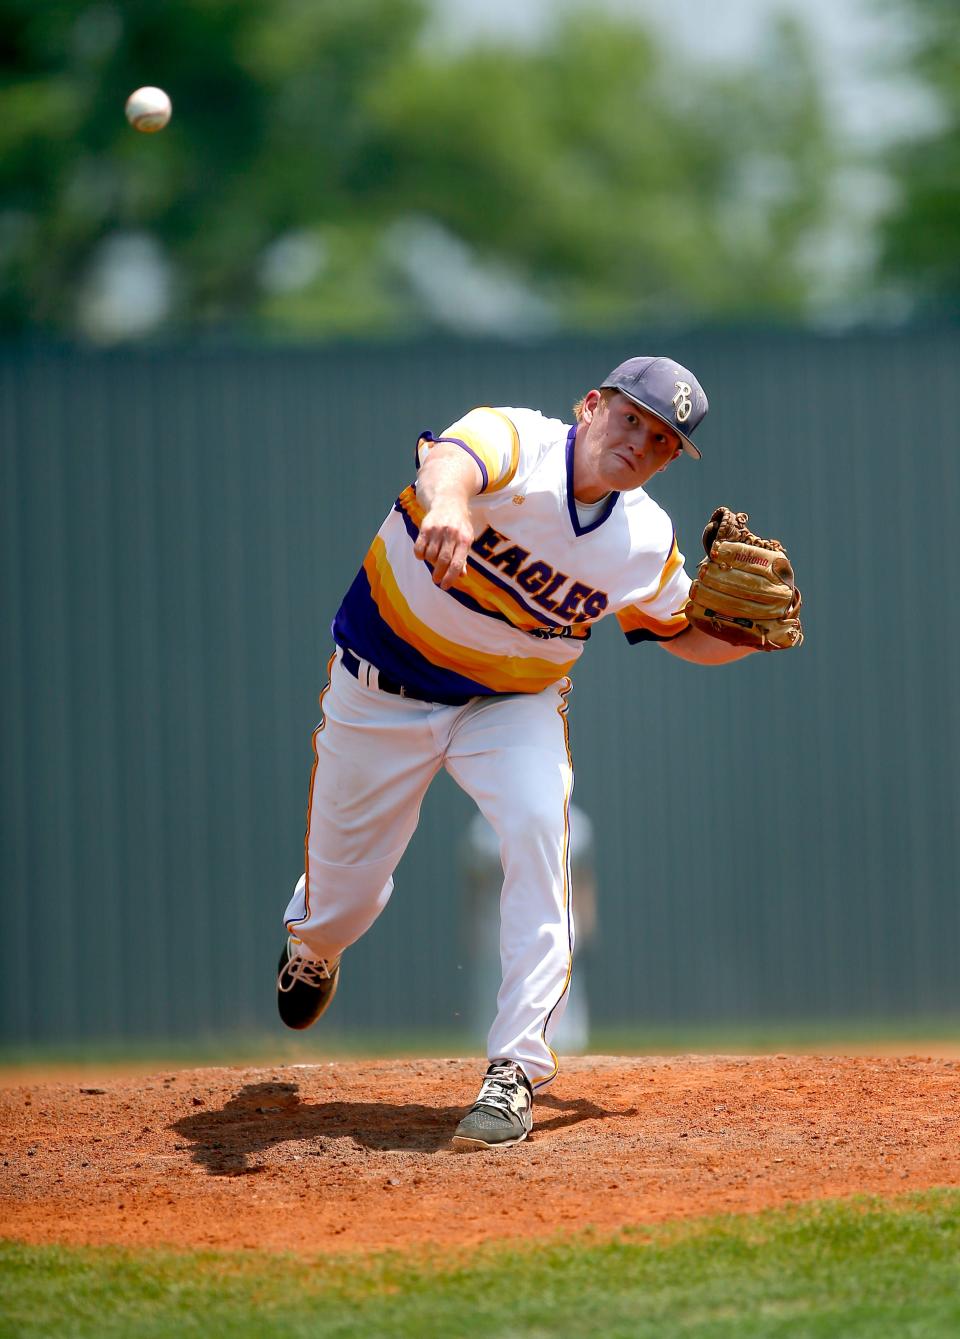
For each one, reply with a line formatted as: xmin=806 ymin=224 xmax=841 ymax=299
xmin=332 ymin=407 xmax=692 ymax=697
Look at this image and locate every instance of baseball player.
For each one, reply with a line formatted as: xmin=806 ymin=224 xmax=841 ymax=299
xmin=277 ymin=356 xmax=802 ymax=1149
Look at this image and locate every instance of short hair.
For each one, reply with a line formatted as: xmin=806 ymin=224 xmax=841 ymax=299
xmin=572 ymin=387 xmax=616 ymax=423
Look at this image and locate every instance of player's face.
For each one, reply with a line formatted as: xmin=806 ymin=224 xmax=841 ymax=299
xmin=576 ymin=391 xmax=683 ymax=499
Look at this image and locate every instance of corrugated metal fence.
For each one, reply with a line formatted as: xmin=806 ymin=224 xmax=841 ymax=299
xmin=2 ymin=327 xmax=958 ymax=1044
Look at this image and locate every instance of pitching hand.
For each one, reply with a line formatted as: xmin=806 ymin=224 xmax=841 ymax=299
xmin=414 ymin=500 xmax=474 ymax=590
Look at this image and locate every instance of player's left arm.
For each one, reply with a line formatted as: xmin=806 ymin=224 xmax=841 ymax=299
xmin=617 ymin=527 xmax=754 ymax=663
xmin=635 ymin=508 xmax=802 ymax=664
xmin=659 ymin=625 xmax=757 ymax=665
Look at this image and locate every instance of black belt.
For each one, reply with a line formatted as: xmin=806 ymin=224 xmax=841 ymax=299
xmin=339 ymin=647 xmax=474 ymax=707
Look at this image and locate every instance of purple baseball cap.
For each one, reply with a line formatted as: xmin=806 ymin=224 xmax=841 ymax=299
xmin=600 ymin=356 xmax=708 ymax=459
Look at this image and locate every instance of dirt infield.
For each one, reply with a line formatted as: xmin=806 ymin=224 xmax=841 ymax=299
xmin=2 ymin=1055 xmax=959 ymax=1256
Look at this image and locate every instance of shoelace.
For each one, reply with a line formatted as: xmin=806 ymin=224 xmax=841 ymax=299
xmin=474 ymin=1065 xmax=527 ymax=1115
xmin=278 ymin=952 xmax=338 ymax=992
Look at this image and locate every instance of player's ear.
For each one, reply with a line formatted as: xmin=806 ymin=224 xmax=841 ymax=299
xmin=581 ymin=389 xmax=602 ymax=423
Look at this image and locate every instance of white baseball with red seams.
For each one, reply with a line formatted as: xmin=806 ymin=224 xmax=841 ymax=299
xmin=125 ymin=86 xmax=172 ymax=133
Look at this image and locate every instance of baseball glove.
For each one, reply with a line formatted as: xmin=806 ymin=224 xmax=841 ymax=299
xmin=683 ymin=507 xmax=803 ymax=651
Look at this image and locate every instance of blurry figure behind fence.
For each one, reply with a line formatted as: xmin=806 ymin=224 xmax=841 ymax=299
xmin=461 ymin=804 xmax=598 ymax=1055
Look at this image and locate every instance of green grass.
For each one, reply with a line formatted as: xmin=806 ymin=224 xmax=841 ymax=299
xmin=0 ymin=1030 xmax=473 ymax=1073
xmin=2 ymin=1015 xmax=959 ymax=1076
xmin=2 ymin=1191 xmax=960 ymax=1337
xmin=590 ymin=1016 xmax=960 ymax=1056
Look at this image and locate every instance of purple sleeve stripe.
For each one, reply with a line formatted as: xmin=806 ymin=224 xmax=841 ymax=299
xmin=625 ymin=626 xmax=686 ymax=645
xmin=430 ymin=435 xmax=489 ymax=492
xmin=459 ymin=444 xmax=489 ymax=491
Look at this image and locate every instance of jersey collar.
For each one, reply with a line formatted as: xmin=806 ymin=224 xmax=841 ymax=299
xmin=565 ymin=424 xmax=620 ymax=536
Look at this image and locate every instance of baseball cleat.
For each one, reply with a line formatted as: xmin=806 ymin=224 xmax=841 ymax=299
xmin=452 ymin=1060 xmax=534 ymax=1150
xmin=276 ymin=937 xmax=341 ymax=1030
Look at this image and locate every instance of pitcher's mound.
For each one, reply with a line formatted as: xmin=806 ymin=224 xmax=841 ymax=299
xmin=2 ymin=1054 xmax=959 ymax=1255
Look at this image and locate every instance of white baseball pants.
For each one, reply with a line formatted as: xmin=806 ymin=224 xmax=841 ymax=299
xmin=283 ymin=650 xmax=575 ymax=1089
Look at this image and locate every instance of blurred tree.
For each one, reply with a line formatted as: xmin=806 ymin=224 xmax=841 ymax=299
xmin=366 ymin=13 xmax=833 ymax=330
xmin=878 ymin=0 xmax=960 ymax=310
xmin=0 ymin=0 xmax=429 ymax=335
xmin=0 ymin=0 xmax=836 ymax=339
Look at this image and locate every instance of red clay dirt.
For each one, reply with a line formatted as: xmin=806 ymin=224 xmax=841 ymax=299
xmin=2 ymin=1055 xmax=959 ymax=1257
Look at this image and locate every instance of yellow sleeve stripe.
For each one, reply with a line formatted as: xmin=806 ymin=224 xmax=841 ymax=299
xmin=479 ymin=409 xmax=520 ymax=491
xmin=615 ymin=537 xmax=687 ymax=636
xmin=652 ymin=536 xmax=683 ymax=597
xmin=363 ymin=539 xmax=576 ymax=693
xmin=436 ymin=407 xmax=520 ymax=493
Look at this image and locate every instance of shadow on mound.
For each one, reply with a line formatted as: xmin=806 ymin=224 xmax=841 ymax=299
xmin=170 ymin=1080 xmax=629 ymax=1173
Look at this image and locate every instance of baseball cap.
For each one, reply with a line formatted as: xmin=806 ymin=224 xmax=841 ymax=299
xmin=600 ymin=356 xmax=708 ymax=459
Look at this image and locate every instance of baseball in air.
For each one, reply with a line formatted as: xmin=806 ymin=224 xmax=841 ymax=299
xmin=125 ymin=86 xmax=172 ymax=133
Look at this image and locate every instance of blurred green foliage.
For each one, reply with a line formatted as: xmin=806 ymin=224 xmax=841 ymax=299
xmin=0 ymin=0 xmax=923 ymax=339
xmin=879 ymin=0 xmax=960 ymax=308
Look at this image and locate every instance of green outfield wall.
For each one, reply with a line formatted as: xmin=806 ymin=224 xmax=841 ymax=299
xmin=2 ymin=327 xmax=958 ymax=1045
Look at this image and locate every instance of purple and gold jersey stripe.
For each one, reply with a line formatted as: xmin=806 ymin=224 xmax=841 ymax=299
xmin=395 ymin=487 xmax=591 ymax=639
xmin=333 ymin=567 xmax=504 ymax=699
xmin=616 ymin=606 xmax=688 ymax=639
xmin=362 ymin=538 xmax=578 ymax=693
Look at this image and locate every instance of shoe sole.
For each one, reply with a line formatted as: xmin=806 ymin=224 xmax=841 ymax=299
xmin=451 ymin=1130 xmax=530 ymax=1151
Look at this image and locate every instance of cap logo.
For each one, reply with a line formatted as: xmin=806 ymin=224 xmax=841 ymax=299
xmin=672 ymin=381 xmax=693 ymax=423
